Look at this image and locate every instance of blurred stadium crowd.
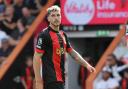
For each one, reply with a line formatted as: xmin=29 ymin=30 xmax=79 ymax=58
xmin=79 ymin=40 xmax=128 ymax=89
xmin=0 ymin=0 xmax=47 ymax=64
xmin=0 ymin=0 xmax=48 ymax=89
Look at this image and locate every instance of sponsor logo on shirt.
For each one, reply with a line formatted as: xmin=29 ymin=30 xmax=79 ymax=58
xmin=56 ymin=48 xmax=65 ymax=56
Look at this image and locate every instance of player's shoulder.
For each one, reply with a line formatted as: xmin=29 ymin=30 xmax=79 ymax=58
xmin=60 ymin=30 xmax=68 ymax=38
xmin=60 ymin=30 xmax=67 ymax=35
xmin=39 ymin=27 xmax=50 ymax=35
xmin=41 ymin=27 xmax=49 ymax=33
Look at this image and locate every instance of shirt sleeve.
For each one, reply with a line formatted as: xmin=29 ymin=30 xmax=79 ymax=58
xmin=35 ymin=33 xmax=46 ymax=54
xmin=63 ymin=32 xmax=73 ymax=53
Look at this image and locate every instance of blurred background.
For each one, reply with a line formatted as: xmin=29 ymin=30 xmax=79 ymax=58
xmin=0 ymin=0 xmax=128 ymax=89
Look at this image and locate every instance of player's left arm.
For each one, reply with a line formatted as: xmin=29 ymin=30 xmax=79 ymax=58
xmin=63 ymin=32 xmax=96 ymax=72
xmin=68 ymin=49 xmax=96 ymax=73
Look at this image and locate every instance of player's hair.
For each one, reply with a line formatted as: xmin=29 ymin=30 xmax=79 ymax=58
xmin=46 ymin=5 xmax=60 ymax=17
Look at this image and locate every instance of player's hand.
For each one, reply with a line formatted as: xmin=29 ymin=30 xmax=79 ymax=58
xmin=87 ymin=64 xmax=96 ymax=73
xmin=35 ymin=80 xmax=43 ymax=89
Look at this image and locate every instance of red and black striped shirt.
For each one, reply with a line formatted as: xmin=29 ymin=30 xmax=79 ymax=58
xmin=35 ymin=26 xmax=72 ymax=84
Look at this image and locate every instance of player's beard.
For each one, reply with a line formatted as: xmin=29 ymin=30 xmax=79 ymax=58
xmin=51 ymin=20 xmax=60 ymax=27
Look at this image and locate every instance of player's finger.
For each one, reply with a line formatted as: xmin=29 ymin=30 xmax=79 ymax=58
xmin=91 ymin=67 xmax=96 ymax=73
xmin=92 ymin=68 xmax=96 ymax=73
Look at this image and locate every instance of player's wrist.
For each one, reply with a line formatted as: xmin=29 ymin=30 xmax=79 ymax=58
xmin=35 ymin=79 xmax=43 ymax=83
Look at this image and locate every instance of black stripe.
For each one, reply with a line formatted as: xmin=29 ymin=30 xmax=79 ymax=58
xmin=56 ymin=33 xmax=65 ymax=81
xmin=42 ymin=29 xmax=57 ymax=84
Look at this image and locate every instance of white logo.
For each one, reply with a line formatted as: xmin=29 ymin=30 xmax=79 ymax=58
xmin=38 ymin=38 xmax=42 ymax=45
xmin=64 ymin=0 xmax=95 ymax=25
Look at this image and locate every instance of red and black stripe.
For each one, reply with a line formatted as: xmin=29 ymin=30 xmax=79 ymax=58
xmin=49 ymin=31 xmax=63 ymax=82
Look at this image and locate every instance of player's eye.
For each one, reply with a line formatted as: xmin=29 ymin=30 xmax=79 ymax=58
xmin=57 ymin=14 xmax=60 ymax=17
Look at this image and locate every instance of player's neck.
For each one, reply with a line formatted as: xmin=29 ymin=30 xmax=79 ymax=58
xmin=49 ymin=23 xmax=59 ymax=32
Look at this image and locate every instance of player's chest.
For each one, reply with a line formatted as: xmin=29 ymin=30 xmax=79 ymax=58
xmin=49 ymin=32 xmax=66 ymax=48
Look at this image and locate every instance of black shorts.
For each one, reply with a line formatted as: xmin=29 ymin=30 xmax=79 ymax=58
xmin=44 ymin=82 xmax=64 ymax=89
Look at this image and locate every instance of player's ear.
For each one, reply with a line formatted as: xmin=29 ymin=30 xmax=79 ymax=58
xmin=47 ymin=16 xmax=50 ymax=22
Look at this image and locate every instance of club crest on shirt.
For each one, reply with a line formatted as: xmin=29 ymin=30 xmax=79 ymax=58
xmin=56 ymin=48 xmax=65 ymax=56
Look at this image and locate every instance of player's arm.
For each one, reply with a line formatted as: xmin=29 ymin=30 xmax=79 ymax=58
xmin=33 ymin=52 xmax=43 ymax=82
xmin=33 ymin=51 xmax=44 ymax=89
xmin=33 ymin=33 xmax=46 ymax=89
xmin=69 ymin=49 xmax=89 ymax=68
xmin=64 ymin=32 xmax=95 ymax=72
xmin=68 ymin=49 xmax=95 ymax=72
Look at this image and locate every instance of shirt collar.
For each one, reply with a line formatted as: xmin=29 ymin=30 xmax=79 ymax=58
xmin=49 ymin=26 xmax=59 ymax=33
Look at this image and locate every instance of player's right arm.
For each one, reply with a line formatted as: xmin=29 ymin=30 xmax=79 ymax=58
xmin=33 ymin=32 xmax=46 ymax=89
xmin=33 ymin=52 xmax=43 ymax=89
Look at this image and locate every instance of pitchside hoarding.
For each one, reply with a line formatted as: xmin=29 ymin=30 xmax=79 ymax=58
xmin=61 ymin=0 xmax=128 ymax=25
